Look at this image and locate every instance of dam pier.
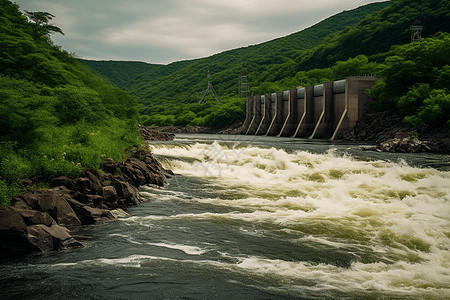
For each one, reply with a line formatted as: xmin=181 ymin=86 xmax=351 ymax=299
xmin=241 ymin=76 xmax=378 ymax=140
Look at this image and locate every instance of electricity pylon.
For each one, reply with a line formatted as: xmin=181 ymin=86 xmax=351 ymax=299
xmin=410 ymin=24 xmax=423 ymax=43
xmin=238 ymin=70 xmax=249 ymax=98
xmin=199 ymin=71 xmax=220 ymax=104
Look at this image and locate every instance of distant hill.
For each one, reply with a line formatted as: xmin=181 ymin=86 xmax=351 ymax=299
xmin=83 ymin=0 xmax=450 ymax=120
xmin=79 ymin=0 xmax=450 ymax=132
xmin=82 ymin=60 xmax=160 ymax=88
xmin=82 ymin=1 xmax=391 ymax=109
xmin=295 ymin=0 xmax=450 ymax=71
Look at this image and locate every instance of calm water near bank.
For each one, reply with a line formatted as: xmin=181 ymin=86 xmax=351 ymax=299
xmin=1 ymin=134 xmax=449 ymax=299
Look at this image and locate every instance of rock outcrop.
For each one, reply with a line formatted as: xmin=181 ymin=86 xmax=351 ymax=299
xmin=341 ymin=106 xmax=450 ymax=153
xmin=362 ymin=136 xmax=432 ymax=153
xmin=138 ymin=124 xmax=175 ymax=141
xmin=0 ymin=150 xmax=172 ymax=256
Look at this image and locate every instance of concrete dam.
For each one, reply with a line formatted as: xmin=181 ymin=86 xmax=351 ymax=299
xmin=241 ymin=76 xmax=378 ymax=140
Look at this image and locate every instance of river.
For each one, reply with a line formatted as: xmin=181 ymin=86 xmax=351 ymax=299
xmin=1 ymin=134 xmax=450 ymax=299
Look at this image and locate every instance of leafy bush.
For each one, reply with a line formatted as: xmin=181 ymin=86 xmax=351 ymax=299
xmin=417 ymin=90 xmax=450 ymax=125
xmin=369 ymin=32 xmax=450 ymax=127
xmin=0 ymin=1 xmax=142 ymax=206
xmin=143 ymin=97 xmax=245 ymax=127
xmin=397 ymin=83 xmax=431 ymax=116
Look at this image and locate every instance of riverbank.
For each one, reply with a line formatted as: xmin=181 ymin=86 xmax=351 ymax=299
xmin=340 ymin=107 xmax=450 ymax=153
xmin=150 ymin=109 xmax=450 ymax=154
xmin=0 ymin=141 xmax=173 ymax=256
xmin=1 ymin=134 xmax=448 ymax=299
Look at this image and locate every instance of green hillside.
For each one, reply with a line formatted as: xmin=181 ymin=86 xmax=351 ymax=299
xmin=82 ymin=0 xmax=449 ymax=129
xmin=84 ymin=1 xmax=391 ymax=104
xmin=258 ymin=0 xmax=450 ymax=92
xmin=295 ymin=0 xmax=450 ymax=71
xmin=0 ymin=0 xmax=143 ymax=206
xmin=82 ymin=60 xmax=160 ymax=88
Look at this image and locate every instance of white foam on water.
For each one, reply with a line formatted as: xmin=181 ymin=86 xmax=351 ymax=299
xmin=109 ymin=233 xmax=143 ymax=245
xmin=146 ymin=141 xmax=450 ymax=298
xmin=146 ymin=241 xmax=207 ymax=255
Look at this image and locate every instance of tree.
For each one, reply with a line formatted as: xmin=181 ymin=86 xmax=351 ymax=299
xmin=24 ymin=11 xmax=64 ymax=40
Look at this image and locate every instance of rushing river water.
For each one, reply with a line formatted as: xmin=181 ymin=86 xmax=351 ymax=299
xmin=1 ymin=134 xmax=450 ymax=299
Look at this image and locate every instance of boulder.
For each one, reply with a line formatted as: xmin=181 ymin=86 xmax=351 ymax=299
xmin=13 ymin=199 xmax=32 ymax=210
xmin=27 ymin=224 xmax=83 ymax=252
xmin=49 ymin=176 xmax=74 ymax=190
xmin=51 ymin=186 xmax=73 ymax=196
xmin=165 ymin=169 xmax=174 ymax=178
xmin=102 ymin=185 xmax=118 ymax=203
xmin=102 ymin=158 xmax=119 ymax=174
xmin=75 ymin=177 xmax=92 ymax=194
xmin=110 ymin=208 xmax=132 ymax=219
xmin=126 ymin=155 xmax=167 ymax=186
xmin=76 ymin=193 xmax=103 ymax=207
xmin=65 ymin=197 xmax=115 ymax=224
xmin=100 ymin=174 xmax=114 ymax=187
xmin=377 ymin=137 xmax=431 ymax=153
xmin=36 ymin=190 xmax=81 ymax=226
xmin=112 ymin=180 xmax=132 ymax=199
xmin=138 ymin=125 xmax=175 ymax=141
xmin=83 ymin=170 xmax=103 ymax=195
xmin=120 ymin=163 xmax=147 ymax=187
xmin=0 ymin=207 xmax=31 ymax=254
xmin=13 ymin=190 xmax=39 ymax=210
xmin=13 ymin=208 xmax=55 ymax=227
xmin=112 ymin=179 xmax=141 ymax=205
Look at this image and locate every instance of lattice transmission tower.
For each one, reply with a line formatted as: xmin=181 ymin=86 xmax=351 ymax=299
xmin=199 ymin=71 xmax=220 ymax=104
xmin=410 ymin=23 xmax=423 ymax=43
xmin=238 ymin=70 xmax=249 ymax=98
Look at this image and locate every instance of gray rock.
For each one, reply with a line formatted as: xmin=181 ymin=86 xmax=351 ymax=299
xmin=36 ymin=191 xmax=81 ymax=226
xmin=27 ymin=224 xmax=83 ymax=252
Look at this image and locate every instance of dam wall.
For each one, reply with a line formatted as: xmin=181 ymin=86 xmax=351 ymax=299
xmin=242 ymin=76 xmax=378 ymax=140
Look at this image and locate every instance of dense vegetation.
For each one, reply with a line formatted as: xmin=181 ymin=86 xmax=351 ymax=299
xmin=2 ymin=0 xmax=449 ymax=208
xmin=0 ymin=0 xmax=143 ymax=206
xmin=368 ymin=32 xmax=450 ymax=127
xmin=83 ymin=1 xmax=391 ymax=119
xmin=250 ymin=0 xmax=450 ymax=92
xmin=141 ymin=97 xmax=246 ymax=128
xmin=82 ymin=60 xmax=160 ymax=88
xmin=85 ymin=0 xmax=450 ymax=128
xmin=140 ymin=54 xmax=385 ymax=127
xmin=295 ymin=0 xmax=450 ymax=70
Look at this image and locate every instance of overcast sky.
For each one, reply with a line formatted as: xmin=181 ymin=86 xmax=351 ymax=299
xmin=13 ymin=0 xmax=388 ymax=64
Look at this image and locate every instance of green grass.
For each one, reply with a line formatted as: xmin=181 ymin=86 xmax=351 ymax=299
xmin=0 ymin=120 xmax=142 ymax=207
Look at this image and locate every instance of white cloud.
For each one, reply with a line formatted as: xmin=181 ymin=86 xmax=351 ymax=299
xmin=13 ymin=0 xmax=388 ymax=64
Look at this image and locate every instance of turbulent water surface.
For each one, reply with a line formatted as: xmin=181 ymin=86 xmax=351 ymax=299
xmin=1 ymin=134 xmax=450 ymax=300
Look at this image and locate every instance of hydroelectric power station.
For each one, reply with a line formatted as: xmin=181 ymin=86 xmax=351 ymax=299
xmin=241 ymin=76 xmax=378 ymax=140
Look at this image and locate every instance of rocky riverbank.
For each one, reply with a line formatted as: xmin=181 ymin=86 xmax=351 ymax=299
xmin=138 ymin=124 xmax=175 ymax=141
xmin=0 ymin=146 xmax=173 ymax=256
xmin=339 ymin=107 xmax=450 ymax=153
xmin=150 ymin=117 xmax=245 ymax=135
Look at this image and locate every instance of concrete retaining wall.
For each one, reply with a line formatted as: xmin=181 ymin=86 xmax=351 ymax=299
xmin=243 ymin=76 xmax=378 ymax=139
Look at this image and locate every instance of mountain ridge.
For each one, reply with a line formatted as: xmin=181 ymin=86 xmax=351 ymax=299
xmin=83 ymin=1 xmax=391 ymax=92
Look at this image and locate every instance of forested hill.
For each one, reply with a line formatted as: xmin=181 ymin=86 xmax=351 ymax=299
xmin=79 ymin=0 xmax=449 ymax=130
xmin=82 ymin=60 xmax=161 ymax=88
xmin=295 ymin=0 xmax=450 ymax=71
xmin=0 ymin=0 xmax=143 ymax=206
xmin=83 ymin=1 xmax=391 ymax=100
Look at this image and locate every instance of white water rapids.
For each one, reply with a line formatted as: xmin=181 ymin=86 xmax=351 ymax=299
xmin=146 ymin=137 xmax=450 ymax=299
xmin=1 ymin=135 xmax=449 ymax=300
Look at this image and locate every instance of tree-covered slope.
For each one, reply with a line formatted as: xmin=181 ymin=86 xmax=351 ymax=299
xmin=296 ymin=0 xmax=450 ymax=71
xmin=0 ymin=0 xmax=142 ymax=206
xmin=81 ymin=60 xmax=161 ymax=88
xmin=84 ymin=1 xmax=391 ymax=109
